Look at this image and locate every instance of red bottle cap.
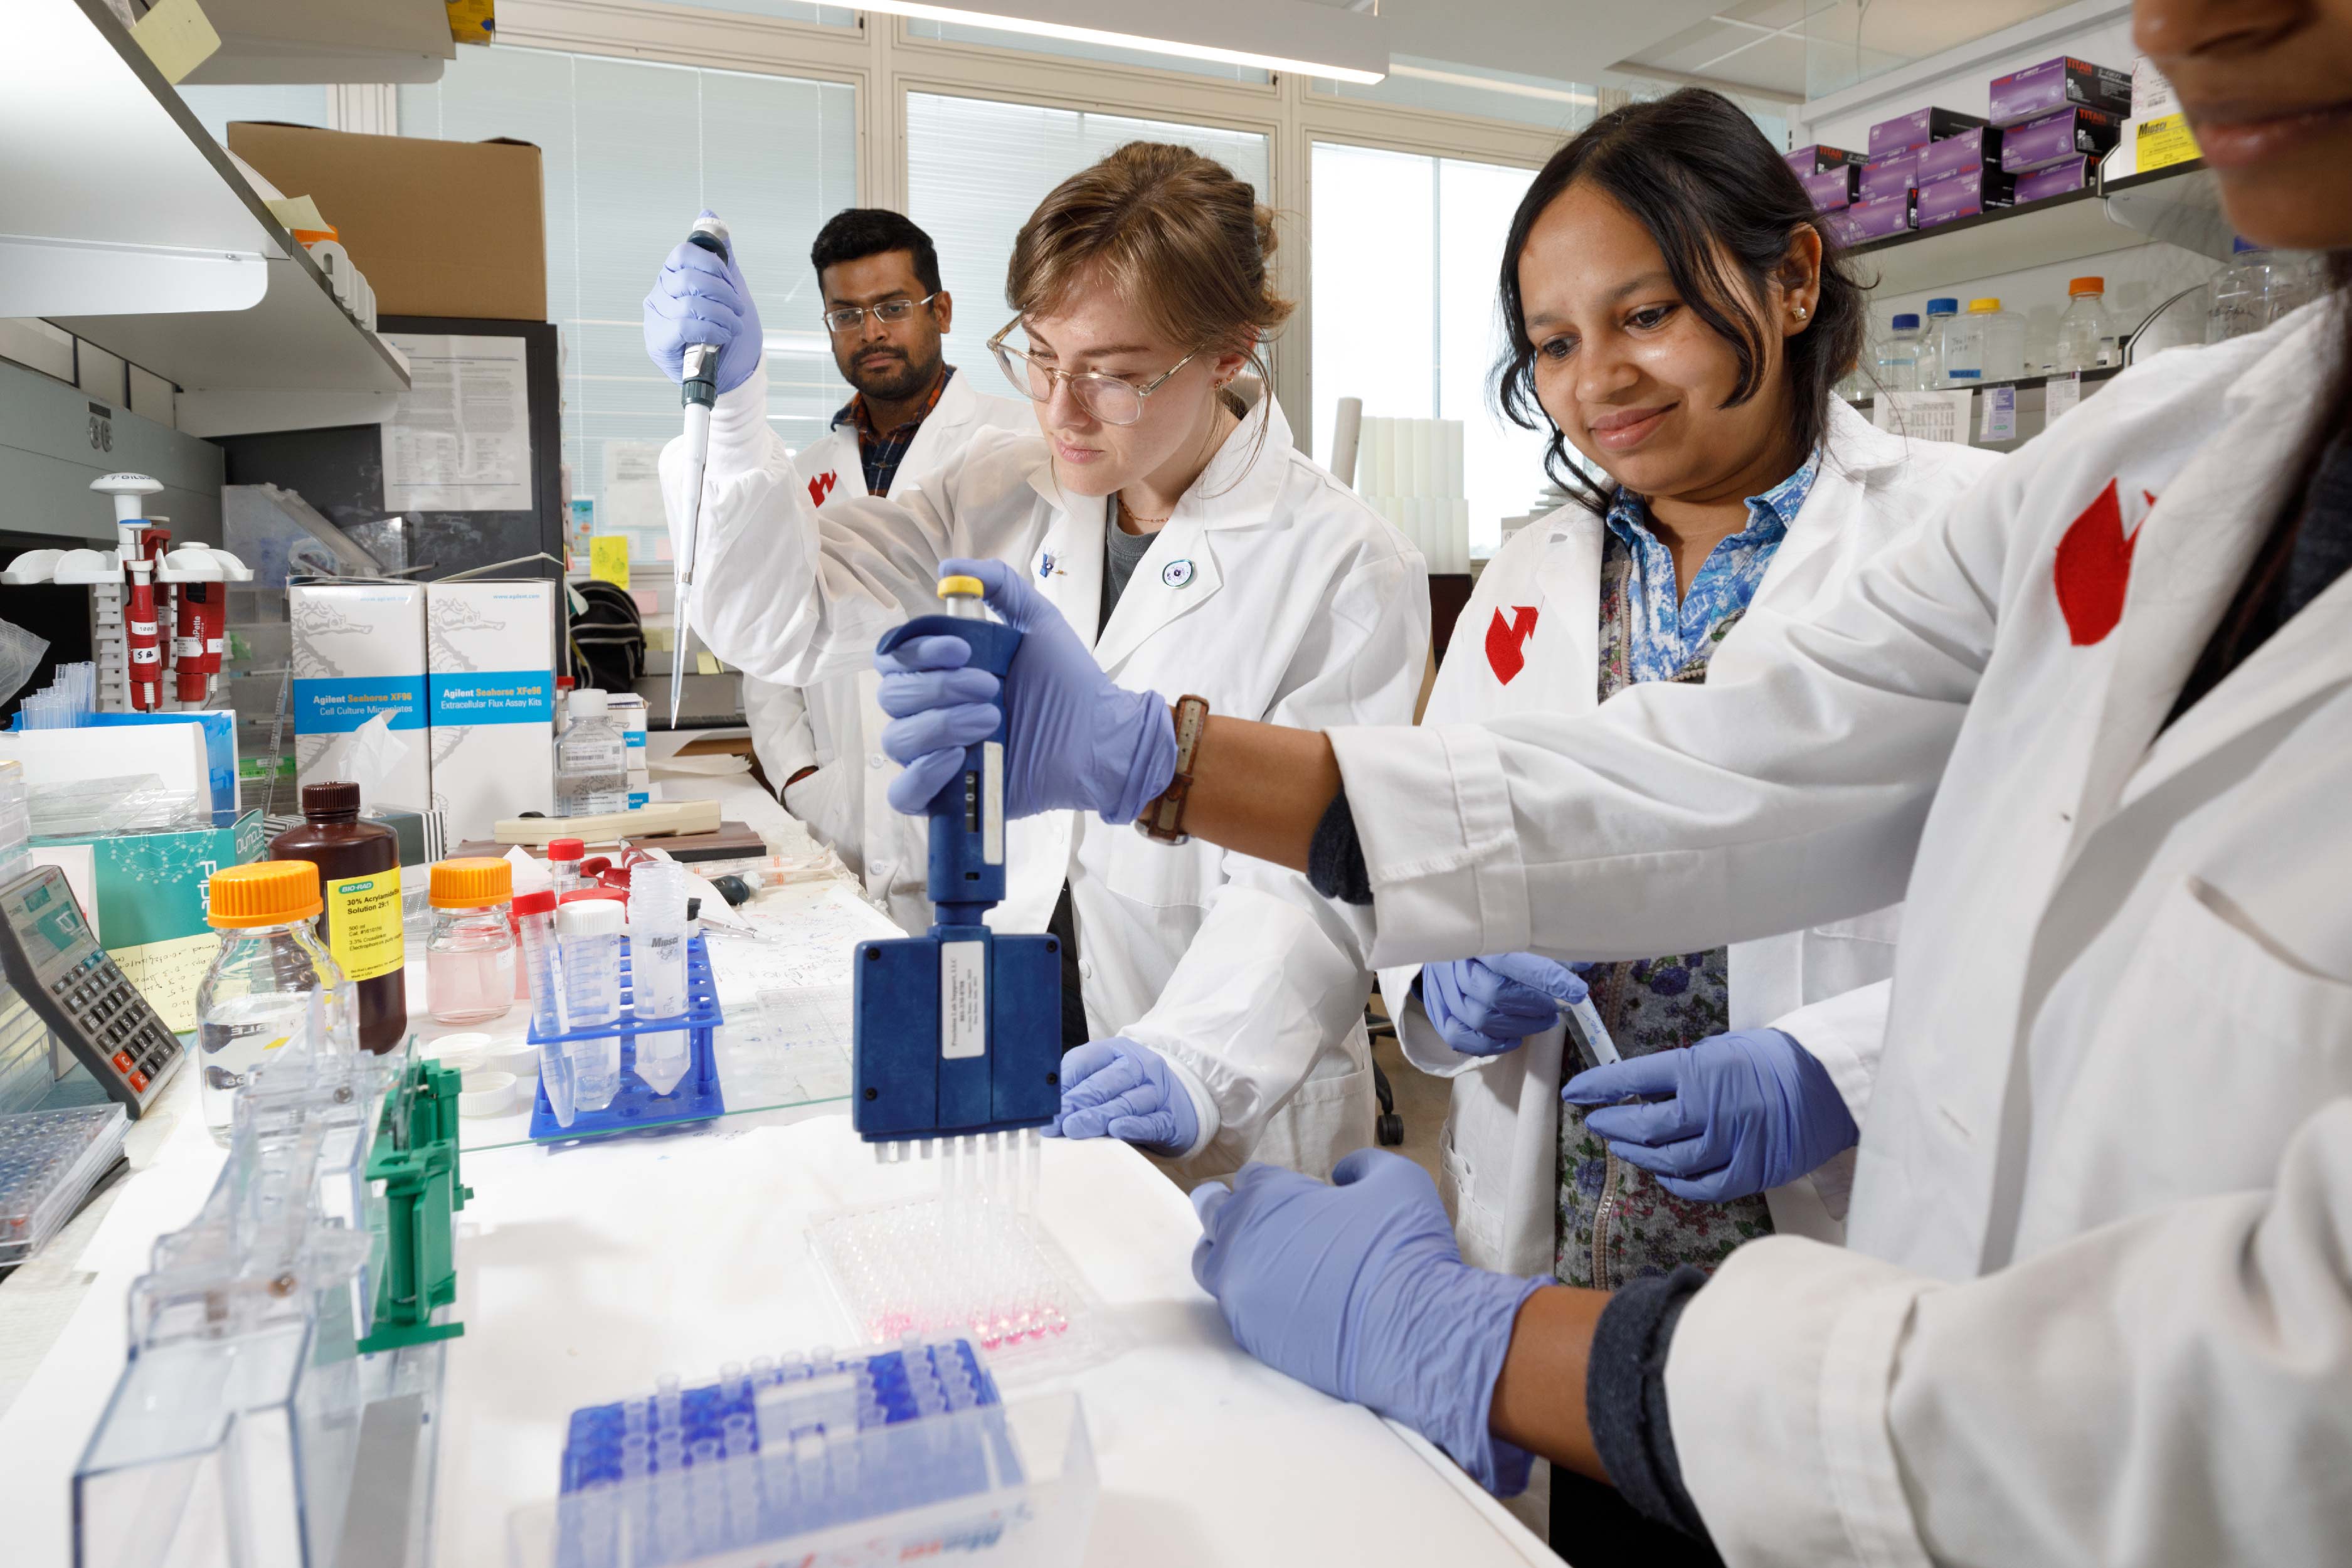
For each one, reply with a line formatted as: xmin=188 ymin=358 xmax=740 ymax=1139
xmin=513 ymin=889 xmax=557 ymax=917
xmin=548 ymin=837 xmax=586 ymax=862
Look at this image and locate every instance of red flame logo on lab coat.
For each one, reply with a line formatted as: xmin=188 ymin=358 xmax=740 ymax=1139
xmin=1485 ymin=607 xmax=1540 ymax=684
xmin=808 ymin=470 xmax=839 ymax=508
xmin=2052 ymin=479 xmax=2153 ymax=646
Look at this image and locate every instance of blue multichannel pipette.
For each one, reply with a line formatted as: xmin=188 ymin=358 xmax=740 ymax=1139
xmin=851 ymin=575 xmax=1061 ymax=1157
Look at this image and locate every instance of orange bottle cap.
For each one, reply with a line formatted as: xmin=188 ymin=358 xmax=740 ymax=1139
xmin=2068 ymin=275 xmax=2105 ymax=295
xmin=211 ymin=861 xmax=323 ymax=928
xmin=430 ymin=857 xmax=516 ymax=909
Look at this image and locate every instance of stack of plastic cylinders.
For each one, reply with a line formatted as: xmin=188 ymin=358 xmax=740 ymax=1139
xmin=630 ymin=859 xmax=691 ymax=1096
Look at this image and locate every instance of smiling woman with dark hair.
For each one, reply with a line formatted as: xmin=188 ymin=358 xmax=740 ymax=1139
xmin=1367 ymin=87 xmax=1999 ymax=1564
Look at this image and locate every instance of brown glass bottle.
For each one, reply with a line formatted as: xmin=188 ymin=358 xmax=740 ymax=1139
xmin=270 ymin=781 xmax=409 ymax=1053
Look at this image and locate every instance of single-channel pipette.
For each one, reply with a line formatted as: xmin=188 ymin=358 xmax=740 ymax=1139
xmin=670 ymin=213 xmax=732 ymax=727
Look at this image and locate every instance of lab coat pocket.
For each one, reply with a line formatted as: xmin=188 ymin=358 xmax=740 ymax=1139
xmin=1094 ymin=827 xmax=1214 ymax=913
xmin=2047 ymin=876 xmax=2352 ymax=1227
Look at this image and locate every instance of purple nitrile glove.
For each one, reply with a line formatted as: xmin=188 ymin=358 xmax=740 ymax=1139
xmin=1044 ymin=1036 xmax=1200 ymax=1155
xmin=1561 ymin=1027 xmax=1858 ymax=1202
xmin=876 ymin=558 xmax=1175 ymax=822
xmin=1190 ymin=1148 xmax=1549 ymax=1494
xmin=1421 ymin=953 xmax=1590 ymax=1056
xmin=642 ymin=213 xmax=763 ymax=394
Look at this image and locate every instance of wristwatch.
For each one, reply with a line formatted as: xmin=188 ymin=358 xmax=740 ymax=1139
xmin=1136 ymin=695 xmax=1210 ymax=845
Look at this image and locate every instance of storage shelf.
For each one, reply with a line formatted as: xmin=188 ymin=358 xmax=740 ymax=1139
xmin=4 ymin=0 xmax=410 ymax=437
xmin=182 ymin=0 xmax=454 ymax=86
xmin=1844 ymin=158 xmax=2227 ymax=296
xmin=1847 ymin=363 xmax=2123 ymax=411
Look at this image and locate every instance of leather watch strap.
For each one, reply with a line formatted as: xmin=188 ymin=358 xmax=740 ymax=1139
xmin=1136 ymin=695 xmax=1210 ymax=845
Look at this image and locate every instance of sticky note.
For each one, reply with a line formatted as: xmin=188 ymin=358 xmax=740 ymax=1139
xmin=696 ymin=652 xmax=721 ymax=676
xmin=590 ymin=534 xmax=630 ymax=590
xmin=131 ymin=0 xmax=221 ymax=84
xmin=265 ymin=196 xmax=331 ymax=235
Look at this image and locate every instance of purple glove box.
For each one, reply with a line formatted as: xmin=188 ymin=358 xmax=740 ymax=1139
xmin=1785 ymin=144 xmax=1866 ymax=174
xmin=2015 ymin=156 xmax=2092 ymax=203
xmin=2001 ymin=107 xmax=2122 ymax=172
xmin=1915 ymin=167 xmax=2016 ymax=228
xmin=1917 ymin=126 xmax=2003 ymax=185
xmin=1988 ymin=55 xmax=2134 ymax=126
xmin=1867 ymin=105 xmax=1989 ymax=156
xmin=1802 ymin=166 xmax=1860 ymax=211
xmin=1860 ymin=150 xmax=1919 ymax=200
xmin=1843 ymin=193 xmax=1915 ymax=240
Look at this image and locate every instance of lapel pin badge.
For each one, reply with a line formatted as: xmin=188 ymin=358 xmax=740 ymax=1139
xmin=1162 ymin=559 xmax=1194 ymax=588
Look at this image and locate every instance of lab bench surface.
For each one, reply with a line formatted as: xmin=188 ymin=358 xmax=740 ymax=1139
xmin=0 ymin=823 xmax=1552 ymax=1565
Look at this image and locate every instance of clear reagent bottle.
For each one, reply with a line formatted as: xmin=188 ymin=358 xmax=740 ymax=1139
xmin=426 ymin=857 xmax=516 ymax=1025
xmin=196 ymin=860 xmax=354 ymax=1143
xmin=556 ymin=689 xmax=628 ymax=818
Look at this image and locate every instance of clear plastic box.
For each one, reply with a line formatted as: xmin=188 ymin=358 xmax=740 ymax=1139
xmin=73 ymin=1043 xmax=452 ymax=1568
xmin=0 ymin=1102 xmax=127 ymax=1264
xmin=807 ymin=1137 xmax=1117 ymax=1379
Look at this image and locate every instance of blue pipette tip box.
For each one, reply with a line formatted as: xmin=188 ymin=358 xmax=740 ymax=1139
xmin=526 ymin=932 xmax=726 ymax=1142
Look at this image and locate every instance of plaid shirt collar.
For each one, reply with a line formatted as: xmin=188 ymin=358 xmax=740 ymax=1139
xmin=832 ymin=363 xmax=955 ymax=443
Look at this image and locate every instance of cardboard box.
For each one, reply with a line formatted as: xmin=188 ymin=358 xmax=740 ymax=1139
xmin=31 ymin=812 xmax=267 ymax=1030
xmin=427 ymin=580 xmax=558 ymax=839
xmin=1916 ymin=167 xmax=2017 ymax=228
xmin=225 ymin=122 xmax=546 ymax=321
xmin=292 ymin=582 xmax=432 ymax=808
xmin=1989 ymin=56 xmax=2133 ymax=126
xmin=1867 ymin=106 xmax=1988 ymax=157
xmin=1917 ymin=126 xmax=2003 ymax=185
xmin=1784 ymin=144 xmax=1865 ymax=174
xmin=1860 ymin=151 xmax=1919 ymax=201
xmin=1801 ymin=166 xmax=1859 ymax=211
xmin=1845 ymin=193 xmax=1916 ymax=241
xmin=2016 ymin=156 xmax=2093 ymax=203
xmin=2001 ymin=107 xmax=2122 ymax=174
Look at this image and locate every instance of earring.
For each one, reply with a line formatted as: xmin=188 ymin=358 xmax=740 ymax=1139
xmin=1795 ymin=305 xmax=1810 ymax=319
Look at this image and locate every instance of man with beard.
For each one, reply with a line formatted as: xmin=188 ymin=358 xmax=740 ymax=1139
xmin=742 ymin=209 xmax=1030 ymax=931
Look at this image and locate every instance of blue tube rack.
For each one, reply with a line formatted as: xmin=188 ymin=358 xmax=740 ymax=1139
xmin=550 ymin=1341 xmax=1020 ymax=1568
xmin=526 ymin=932 xmax=726 ymax=1142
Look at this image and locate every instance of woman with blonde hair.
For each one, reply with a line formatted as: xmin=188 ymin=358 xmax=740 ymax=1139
xmin=644 ymin=142 xmax=1429 ymax=1180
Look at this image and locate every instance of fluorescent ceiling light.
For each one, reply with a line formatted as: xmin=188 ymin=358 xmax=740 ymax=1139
xmin=865 ymin=0 xmax=1389 ymax=84
xmin=1386 ymin=62 xmax=1595 ymax=105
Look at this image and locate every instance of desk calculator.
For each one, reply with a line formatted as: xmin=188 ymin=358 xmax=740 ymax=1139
xmin=0 ymin=866 xmax=183 ymax=1119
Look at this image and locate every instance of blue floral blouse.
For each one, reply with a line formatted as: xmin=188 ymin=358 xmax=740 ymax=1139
xmin=1601 ymin=450 xmax=1821 ymax=684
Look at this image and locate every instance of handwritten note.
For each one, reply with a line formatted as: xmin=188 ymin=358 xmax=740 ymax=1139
xmin=114 ymin=933 xmax=225 ymax=1034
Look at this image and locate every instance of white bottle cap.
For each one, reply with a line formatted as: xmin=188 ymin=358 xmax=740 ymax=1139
xmin=556 ymin=898 xmax=626 ymax=936
xmin=569 ymin=687 xmax=610 ymax=719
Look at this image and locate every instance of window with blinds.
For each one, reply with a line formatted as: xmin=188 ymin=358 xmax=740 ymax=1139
xmin=1310 ymin=142 xmax=1554 ymax=550
xmin=904 ymin=93 xmax=1271 ymax=403
xmin=399 ymin=48 xmax=856 ymax=551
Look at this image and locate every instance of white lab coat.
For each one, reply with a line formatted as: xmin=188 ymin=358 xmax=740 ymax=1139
xmin=1327 ymin=304 xmax=2352 ymax=1565
xmin=740 ymin=370 xmax=1034 ymax=935
xmin=667 ymin=361 xmax=1431 ymax=1179
xmin=1383 ymin=399 xmax=2000 ymax=1271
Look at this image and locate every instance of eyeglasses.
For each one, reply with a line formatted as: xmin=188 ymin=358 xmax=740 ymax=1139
xmin=988 ymin=318 xmax=1200 ymax=427
xmin=821 ymin=294 xmax=938 ymax=334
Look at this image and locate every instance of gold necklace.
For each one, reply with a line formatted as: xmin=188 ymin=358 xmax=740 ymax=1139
xmin=1117 ymin=494 xmax=1172 ymax=527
